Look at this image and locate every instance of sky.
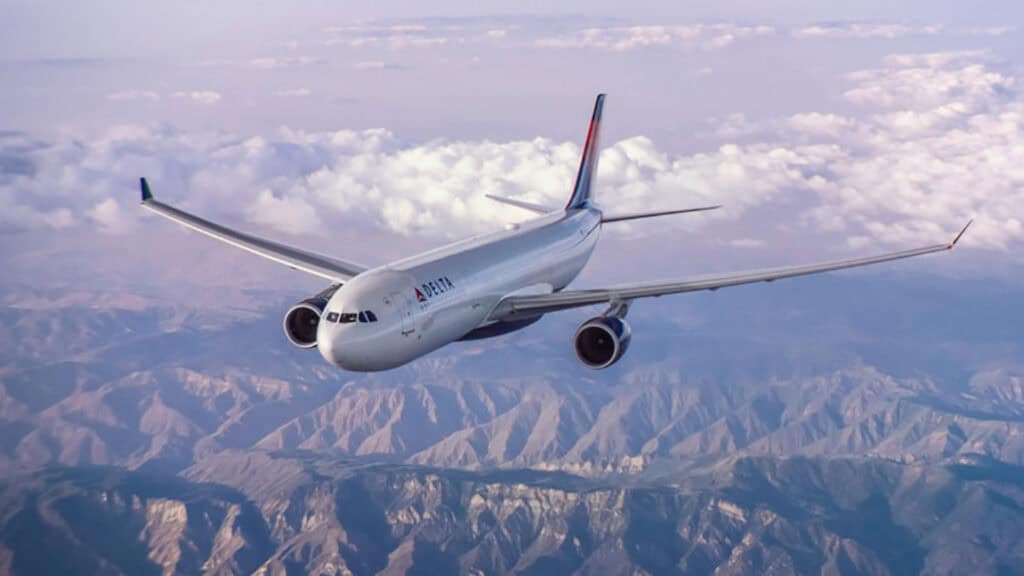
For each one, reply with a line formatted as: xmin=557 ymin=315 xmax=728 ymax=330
xmin=2 ymin=0 xmax=1023 ymax=305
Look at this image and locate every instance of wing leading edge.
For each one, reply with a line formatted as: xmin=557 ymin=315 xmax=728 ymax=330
xmin=489 ymin=221 xmax=973 ymax=320
xmin=138 ymin=178 xmax=367 ymax=282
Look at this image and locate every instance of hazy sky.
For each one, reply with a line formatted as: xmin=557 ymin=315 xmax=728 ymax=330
xmin=2 ymin=0 xmax=1023 ymax=301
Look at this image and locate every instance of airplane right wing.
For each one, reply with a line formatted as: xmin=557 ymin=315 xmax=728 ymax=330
xmin=488 ymin=221 xmax=972 ymax=320
xmin=139 ymin=178 xmax=367 ymax=282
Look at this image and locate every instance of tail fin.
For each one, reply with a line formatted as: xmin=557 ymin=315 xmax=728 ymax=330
xmin=566 ymin=94 xmax=606 ymax=210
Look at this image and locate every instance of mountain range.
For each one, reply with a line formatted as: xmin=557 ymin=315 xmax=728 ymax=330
xmin=1 ymin=274 xmax=1023 ymax=574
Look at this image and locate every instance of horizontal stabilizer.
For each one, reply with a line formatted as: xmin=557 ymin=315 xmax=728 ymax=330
xmin=485 ymin=194 xmax=555 ymax=215
xmin=601 ymin=205 xmax=721 ymax=223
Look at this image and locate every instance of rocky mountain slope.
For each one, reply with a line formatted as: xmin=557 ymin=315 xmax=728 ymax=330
xmin=3 ymin=453 xmax=1024 ymax=575
xmin=2 ymin=301 xmax=1024 ymax=477
xmin=1 ymin=275 xmax=1023 ymax=574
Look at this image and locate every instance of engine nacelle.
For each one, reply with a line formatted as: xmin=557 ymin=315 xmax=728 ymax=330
xmin=282 ymin=285 xmax=341 ymax=349
xmin=573 ymin=316 xmax=632 ymax=369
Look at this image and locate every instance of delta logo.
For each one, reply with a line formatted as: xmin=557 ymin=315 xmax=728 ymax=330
xmin=415 ymin=276 xmax=455 ymax=302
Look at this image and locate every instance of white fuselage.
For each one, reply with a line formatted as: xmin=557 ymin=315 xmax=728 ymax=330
xmin=316 ymin=208 xmax=602 ymax=370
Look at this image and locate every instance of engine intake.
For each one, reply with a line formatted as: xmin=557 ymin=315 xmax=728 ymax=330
xmin=573 ymin=316 xmax=631 ymax=369
xmin=282 ymin=284 xmax=341 ymax=349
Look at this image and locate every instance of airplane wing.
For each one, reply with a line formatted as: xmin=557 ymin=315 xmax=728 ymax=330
xmin=488 ymin=221 xmax=972 ymax=320
xmin=138 ymin=178 xmax=367 ymax=282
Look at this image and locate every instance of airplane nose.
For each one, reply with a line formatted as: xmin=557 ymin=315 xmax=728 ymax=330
xmin=317 ymin=324 xmax=342 ymax=367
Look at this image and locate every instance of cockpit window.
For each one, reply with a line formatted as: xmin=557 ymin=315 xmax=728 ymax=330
xmin=331 ymin=310 xmax=378 ymax=324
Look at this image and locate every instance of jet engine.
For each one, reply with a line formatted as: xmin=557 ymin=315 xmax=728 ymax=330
xmin=573 ymin=315 xmax=631 ymax=369
xmin=282 ymin=284 xmax=341 ymax=349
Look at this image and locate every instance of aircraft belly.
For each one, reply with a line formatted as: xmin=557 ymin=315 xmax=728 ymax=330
xmin=396 ymin=299 xmax=491 ymax=364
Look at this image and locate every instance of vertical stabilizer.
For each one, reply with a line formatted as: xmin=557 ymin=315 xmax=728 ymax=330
xmin=566 ymin=94 xmax=606 ymax=209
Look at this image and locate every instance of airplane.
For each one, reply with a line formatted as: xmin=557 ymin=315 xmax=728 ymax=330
xmin=138 ymin=94 xmax=971 ymax=371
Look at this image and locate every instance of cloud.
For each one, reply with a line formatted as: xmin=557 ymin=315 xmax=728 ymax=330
xmin=729 ymin=238 xmax=765 ymax=248
xmin=106 ymin=90 xmax=160 ymax=102
xmin=195 ymin=57 xmax=321 ymax=69
xmin=0 ymin=189 xmax=72 ymax=231
xmin=794 ymin=23 xmax=942 ymax=39
xmin=273 ymin=88 xmax=313 ymax=97
xmin=966 ymin=26 xmax=1014 ymax=37
xmin=87 ymin=198 xmax=136 ymax=234
xmin=796 ymin=53 xmax=1024 ymax=249
xmin=794 ymin=22 xmax=1014 ymax=40
xmin=788 ymin=113 xmax=856 ymax=136
xmin=3 ymin=51 xmax=1023 ymax=253
xmin=842 ymin=51 xmax=1010 ymax=110
xmin=349 ymin=35 xmax=448 ymax=49
xmin=0 ymin=133 xmax=73 ymax=232
xmin=353 ymin=61 xmax=402 ymax=71
xmin=171 ymin=91 xmax=222 ymax=105
xmin=248 ymin=56 xmax=320 ymax=69
xmin=535 ymin=24 xmax=774 ymax=51
xmin=246 ymin=189 xmax=323 ymax=235
xmin=0 ymin=124 xmax=800 ymax=239
xmin=712 ymin=113 xmax=762 ymax=139
xmin=325 ymin=24 xmax=449 ymax=49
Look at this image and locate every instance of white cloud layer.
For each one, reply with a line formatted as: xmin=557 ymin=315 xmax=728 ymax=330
xmin=248 ymin=56 xmax=321 ymax=69
xmin=87 ymin=198 xmax=136 ymax=234
xmin=794 ymin=22 xmax=1013 ymax=40
xmin=536 ymin=24 xmax=774 ymax=51
xmin=794 ymin=23 xmax=943 ymax=39
xmin=171 ymin=91 xmax=222 ymax=105
xmin=2 ymin=52 xmax=1022 ymax=253
xmin=794 ymin=52 xmax=1023 ymax=249
xmin=325 ymin=24 xmax=450 ymax=49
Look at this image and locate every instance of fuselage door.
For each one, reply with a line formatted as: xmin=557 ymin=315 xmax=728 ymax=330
xmin=387 ymin=291 xmax=415 ymax=336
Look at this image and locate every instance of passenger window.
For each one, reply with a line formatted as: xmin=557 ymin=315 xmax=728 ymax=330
xmin=366 ymin=310 xmax=378 ymax=322
xmin=340 ymin=312 xmax=357 ymax=323
xmin=358 ymin=311 xmax=367 ymax=323
xmin=326 ymin=312 xmax=339 ymax=322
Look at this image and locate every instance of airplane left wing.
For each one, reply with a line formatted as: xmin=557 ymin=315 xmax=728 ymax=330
xmin=138 ymin=178 xmax=367 ymax=282
xmin=488 ymin=221 xmax=972 ymax=320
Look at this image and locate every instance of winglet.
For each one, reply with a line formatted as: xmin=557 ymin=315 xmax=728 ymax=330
xmin=140 ymin=177 xmax=153 ymax=202
xmin=949 ymin=219 xmax=973 ymax=249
